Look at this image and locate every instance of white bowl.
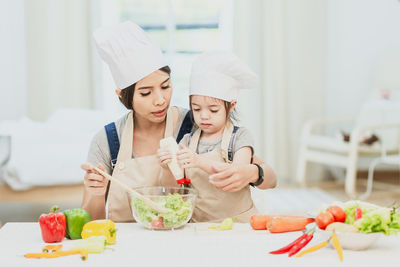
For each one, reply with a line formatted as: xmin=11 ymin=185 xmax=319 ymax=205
xmin=308 ymin=223 xmax=383 ymax=250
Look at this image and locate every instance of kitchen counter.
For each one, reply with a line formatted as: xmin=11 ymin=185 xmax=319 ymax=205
xmin=0 ymin=222 xmax=399 ymax=267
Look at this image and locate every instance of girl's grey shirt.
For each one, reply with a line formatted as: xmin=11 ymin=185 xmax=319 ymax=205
xmin=87 ymin=107 xmax=188 ymax=175
xmin=179 ymin=126 xmax=255 ymax=156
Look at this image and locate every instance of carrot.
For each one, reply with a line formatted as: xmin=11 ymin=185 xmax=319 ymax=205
xmin=267 ymin=217 xmax=315 ymax=233
xmin=250 ymin=215 xmax=314 ymax=230
xmin=250 ymin=215 xmax=273 ymax=230
xmin=25 ymin=249 xmax=88 ymax=261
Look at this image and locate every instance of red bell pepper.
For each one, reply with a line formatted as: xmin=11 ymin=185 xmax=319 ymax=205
xmin=39 ymin=205 xmax=67 ymax=243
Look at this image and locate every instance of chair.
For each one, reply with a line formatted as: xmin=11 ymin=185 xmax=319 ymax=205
xmin=296 ymin=99 xmax=400 ymax=198
xmin=363 ymin=146 xmax=400 ymax=200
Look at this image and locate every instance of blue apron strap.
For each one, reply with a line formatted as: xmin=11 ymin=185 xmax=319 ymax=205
xmin=228 ymin=126 xmax=239 ymax=162
xmin=104 ymin=122 xmax=120 ymax=170
xmin=176 ymin=111 xmax=193 ymax=143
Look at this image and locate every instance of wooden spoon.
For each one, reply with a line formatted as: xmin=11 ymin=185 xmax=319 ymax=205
xmin=91 ymin=165 xmax=169 ymax=213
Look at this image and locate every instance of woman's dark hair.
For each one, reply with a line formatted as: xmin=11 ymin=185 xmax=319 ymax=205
xmin=118 ymin=66 xmax=171 ymax=110
xmin=189 ymin=95 xmax=238 ymax=124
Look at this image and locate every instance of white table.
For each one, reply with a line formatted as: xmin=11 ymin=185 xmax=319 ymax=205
xmin=0 ymin=222 xmax=399 ymax=267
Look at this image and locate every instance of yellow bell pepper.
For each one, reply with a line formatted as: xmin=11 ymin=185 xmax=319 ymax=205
xmin=81 ymin=219 xmax=116 ymax=244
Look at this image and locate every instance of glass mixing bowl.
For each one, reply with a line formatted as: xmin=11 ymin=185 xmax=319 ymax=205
xmin=129 ymin=186 xmax=197 ymax=230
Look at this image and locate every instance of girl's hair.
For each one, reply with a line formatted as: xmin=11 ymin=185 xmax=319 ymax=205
xmin=189 ymin=95 xmax=238 ymax=124
xmin=118 ymin=66 xmax=171 ymax=110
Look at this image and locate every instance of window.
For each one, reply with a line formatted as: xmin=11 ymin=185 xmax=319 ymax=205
xmin=98 ymin=0 xmax=233 ymax=113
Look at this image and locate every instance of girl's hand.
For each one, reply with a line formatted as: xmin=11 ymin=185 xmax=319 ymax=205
xmin=177 ymin=144 xmax=198 ymax=168
xmin=157 ymin=148 xmax=172 ymax=169
xmin=81 ymin=163 xmax=109 ymax=196
xmin=208 ymin=163 xmax=257 ymax=192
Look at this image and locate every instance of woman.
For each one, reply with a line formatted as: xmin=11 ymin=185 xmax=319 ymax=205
xmin=81 ymin=21 xmax=276 ymax=222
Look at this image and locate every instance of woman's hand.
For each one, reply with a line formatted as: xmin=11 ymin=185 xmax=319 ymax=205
xmin=208 ymin=163 xmax=258 ymax=192
xmin=157 ymin=148 xmax=172 ymax=169
xmin=176 ymin=144 xmax=199 ymax=168
xmin=81 ymin=163 xmax=109 ymax=196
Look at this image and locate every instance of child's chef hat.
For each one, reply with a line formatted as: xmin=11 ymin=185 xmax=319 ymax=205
xmin=93 ymin=21 xmax=167 ymax=90
xmin=189 ymin=51 xmax=258 ymax=102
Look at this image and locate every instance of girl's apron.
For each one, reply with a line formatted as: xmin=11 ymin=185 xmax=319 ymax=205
xmin=185 ymin=122 xmax=258 ymax=223
xmin=107 ymin=109 xmax=177 ymax=222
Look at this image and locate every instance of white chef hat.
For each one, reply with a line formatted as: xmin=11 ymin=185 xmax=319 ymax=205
xmin=189 ymin=51 xmax=258 ymax=102
xmin=93 ymin=21 xmax=167 ymax=89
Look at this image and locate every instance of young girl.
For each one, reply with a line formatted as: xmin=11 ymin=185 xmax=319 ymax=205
xmin=159 ymin=51 xmax=262 ymax=223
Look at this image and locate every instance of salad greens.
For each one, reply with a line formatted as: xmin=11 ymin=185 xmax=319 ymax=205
xmin=343 ymin=201 xmax=400 ymax=235
xmin=131 ymin=193 xmax=192 ymax=228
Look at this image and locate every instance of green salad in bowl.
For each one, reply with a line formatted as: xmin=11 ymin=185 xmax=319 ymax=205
xmin=129 ymin=186 xmax=197 ymax=230
xmin=313 ymin=200 xmax=400 ymax=250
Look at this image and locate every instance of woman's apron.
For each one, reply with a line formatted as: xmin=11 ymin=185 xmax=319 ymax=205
xmin=107 ymin=109 xmax=177 ymax=222
xmin=185 ymin=122 xmax=258 ymax=223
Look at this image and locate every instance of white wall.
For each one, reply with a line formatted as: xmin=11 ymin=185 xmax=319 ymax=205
xmin=325 ymin=0 xmax=400 ymax=119
xmin=286 ymin=0 xmax=326 ymax=178
xmin=0 ymin=0 xmax=27 ymax=120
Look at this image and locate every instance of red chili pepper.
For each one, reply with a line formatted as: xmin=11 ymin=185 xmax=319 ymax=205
xmin=38 ymin=205 xmax=67 ymax=243
xmin=355 ymin=207 xmax=362 ymax=220
xmin=288 ymin=234 xmax=314 ymax=257
xmin=269 ymin=232 xmax=307 ymax=254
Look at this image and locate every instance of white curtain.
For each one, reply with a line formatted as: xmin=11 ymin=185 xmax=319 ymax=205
xmin=233 ymin=0 xmax=326 ymax=181
xmin=25 ymin=0 xmax=94 ymax=121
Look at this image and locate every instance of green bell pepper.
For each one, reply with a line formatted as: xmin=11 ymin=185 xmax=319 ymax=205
xmin=63 ymin=208 xmax=91 ymax=239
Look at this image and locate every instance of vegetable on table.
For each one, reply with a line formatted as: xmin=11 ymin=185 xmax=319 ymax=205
xmin=72 ymin=236 xmax=107 ymax=254
xmin=315 ymin=211 xmax=335 ymax=230
xmin=288 ymin=233 xmax=314 ymax=257
xmin=63 ymin=208 xmax=91 ymax=239
xmin=327 ymin=206 xmax=346 ymax=223
xmin=25 ymin=250 xmax=88 ymax=260
xmin=269 ymin=232 xmax=308 ymax=254
xmin=331 ymin=231 xmax=343 ymax=261
xmin=25 ymin=245 xmax=88 ymax=261
xmin=38 ymin=205 xmax=67 ymax=243
xmin=250 ymin=215 xmax=314 ymax=230
xmin=81 ymin=219 xmax=117 ymax=244
xmin=250 ymin=215 xmax=271 ymax=230
xmin=267 ymin=217 xmax=314 ymax=233
xmin=269 ymin=227 xmax=315 ymax=256
xmin=296 ymin=239 xmax=329 ymax=257
xmin=209 ymin=218 xmax=236 ymax=230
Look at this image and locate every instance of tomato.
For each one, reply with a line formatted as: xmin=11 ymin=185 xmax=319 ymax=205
xmin=327 ymin=205 xmax=346 ymax=223
xmin=355 ymin=207 xmax=362 ymax=220
xmin=315 ymin=211 xmax=335 ymax=230
xmin=151 ymin=217 xmax=163 ymax=228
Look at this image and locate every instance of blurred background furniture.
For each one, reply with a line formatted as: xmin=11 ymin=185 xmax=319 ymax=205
xmin=363 ymin=145 xmax=400 ymax=200
xmin=296 ymin=98 xmax=400 ymax=198
xmin=0 ymin=109 xmax=113 ymax=225
xmin=0 ymin=108 xmax=116 ymax=190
